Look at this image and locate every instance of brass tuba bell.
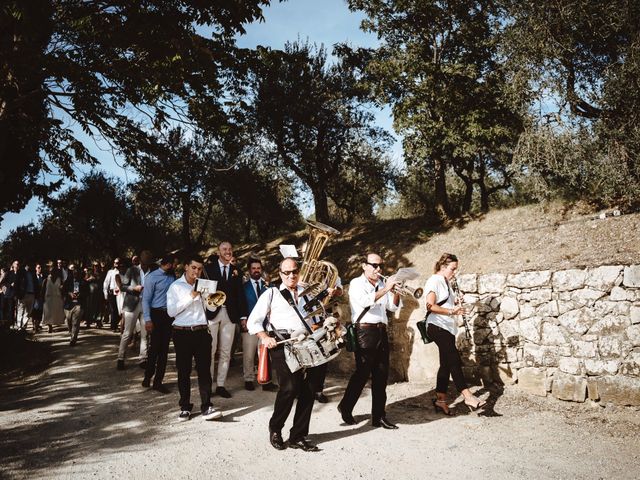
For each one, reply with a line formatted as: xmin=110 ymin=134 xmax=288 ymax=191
xmin=298 ymin=220 xmax=340 ymax=303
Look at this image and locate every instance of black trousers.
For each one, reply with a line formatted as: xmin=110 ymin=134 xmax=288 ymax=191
xmin=145 ymin=308 xmax=173 ymax=387
xmin=269 ymin=347 xmax=322 ymax=441
xmin=172 ymin=327 xmax=213 ymax=413
xmin=339 ymin=327 xmax=389 ymax=422
xmin=427 ymin=323 xmax=468 ymax=393
xmin=107 ymin=292 xmax=119 ymax=330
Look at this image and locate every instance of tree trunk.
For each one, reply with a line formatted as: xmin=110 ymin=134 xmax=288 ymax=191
xmin=433 ymin=157 xmax=450 ymax=219
xmin=311 ymin=185 xmax=331 ymax=224
xmin=180 ymin=193 xmax=192 ymax=250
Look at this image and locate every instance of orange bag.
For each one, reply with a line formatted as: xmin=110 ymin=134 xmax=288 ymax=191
xmin=257 ymin=343 xmax=271 ymax=384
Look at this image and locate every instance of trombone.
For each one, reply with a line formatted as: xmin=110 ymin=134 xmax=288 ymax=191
xmin=377 ymin=273 xmax=424 ymax=299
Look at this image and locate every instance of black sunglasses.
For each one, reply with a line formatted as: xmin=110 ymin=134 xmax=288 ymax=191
xmin=366 ymin=262 xmax=384 ymax=269
xmin=280 ymin=269 xmax=299 ymax=276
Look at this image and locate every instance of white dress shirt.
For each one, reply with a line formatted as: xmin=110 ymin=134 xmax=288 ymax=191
xmin=348 ymin=274 xmax=400 ymax=325
xmin=103 ymin=268 xmax=119 ymax=299
xmin=167 ymin=275 xmax=208 ymax=327
xmin=247 ymin=284 xmax=310 ymax=335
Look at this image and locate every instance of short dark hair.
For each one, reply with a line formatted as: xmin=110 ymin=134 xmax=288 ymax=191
xmin=159 ymin=255 xmax=174 ymax=266
xmin=184 ymin=253 xmax=204 ymax=265
xmin=248 ymin=258 xmax=262 ymax=268
xmin=434 ymin=253 xmax=458 ymax=273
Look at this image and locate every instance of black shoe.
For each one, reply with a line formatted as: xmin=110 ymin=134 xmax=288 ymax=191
xmin=116 ymin=360 xmax=125 ymax=370
xmin=262 ymin=383 xmax=278 ymax=392
xmin=269 ymin=431 xmax=286 ymax=450
xmin=153 ymin=384 xmax=170 ymax=394
xmin=372 ymin=417 xmax=398 ymax=429
xmin=287 ymin=437 xmax=319 ymax=452
xmin=138 ymin=361 xmax=147 ymax=370
xmin=244 ymin=381 xmax=255 ymax=391
xmin=314 ymin=392 xmax=328 ymax=403
xmin=215 ymin=386 xmax=232 ymax=398
xmin=337 ymin=404 xmax=356 ymax=425
xmin=141 ymin=377 xmax=151 ymax=388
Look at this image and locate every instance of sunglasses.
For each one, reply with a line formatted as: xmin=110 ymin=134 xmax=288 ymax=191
xmin=280 ymin=269 xmax=299 ymax=277
xmin=366 ymin=262 xmax=384 ymax=269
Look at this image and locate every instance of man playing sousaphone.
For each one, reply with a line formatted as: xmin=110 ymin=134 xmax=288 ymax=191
xmin=247 ymin=257 xmax=324 ymax=452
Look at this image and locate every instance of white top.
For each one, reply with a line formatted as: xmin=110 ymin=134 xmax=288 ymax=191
xmin=348 ymin=274 xmax=400 ymax=325
xmin=247 ymin=284 xmax=310 ymax=335
xmin=167 ymin=275 xmax=208 ymax=327
xmin=423 ymin=274 xmax=456 ymax=335
xmin=102 ymin=268 xmax=119 ymax=299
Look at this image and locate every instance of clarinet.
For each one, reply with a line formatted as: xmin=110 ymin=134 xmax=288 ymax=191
xmin=449 ymin=276 xmax=471 ymax=341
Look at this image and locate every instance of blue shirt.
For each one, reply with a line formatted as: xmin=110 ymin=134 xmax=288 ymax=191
xmin=142 ymin=267 xmax=176 ymax=322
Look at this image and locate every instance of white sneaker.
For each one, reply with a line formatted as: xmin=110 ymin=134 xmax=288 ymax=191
xmin=178 ymin=410 xmax=191 ymax=421
xmin=202 ymin=406 xmax=222 ymax=421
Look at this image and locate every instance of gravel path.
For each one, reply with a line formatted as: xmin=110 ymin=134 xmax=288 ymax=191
xmin=1 ymin=328 xmax=639 ymax=480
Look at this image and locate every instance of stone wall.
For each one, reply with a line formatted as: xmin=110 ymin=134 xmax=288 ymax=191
xmin=330 ymin=265 xmax=640 ymax=407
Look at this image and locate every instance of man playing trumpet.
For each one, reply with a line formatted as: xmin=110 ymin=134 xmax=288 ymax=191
xmin=338 ymin=253 xmax=401 ymax=429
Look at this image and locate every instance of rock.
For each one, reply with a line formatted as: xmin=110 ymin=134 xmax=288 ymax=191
xmin=552 ymin=269 xmax=587 ymax=292
xmin=587 ymin=378 xmax=599 ymax=400
xmin=537 ymin=300 xmax=560 ymax=317
xmin=499 ymin=296 xmax=519 ymax=320
xmin=586 ymin=265 xmax=623 ymax=291
xmin=610 ymin=286 xmax=634 ymax=301
xmin=619 ymin=352 xmax=640 ymax=376
xmin=495 ymin=363 xmax=517 ymax=385
xmin=517 ymin=367 xmax=547 ymax=396
xmin=570 ymin=340 xmax=597 ymax=358
xmin=627 ymin=324 xmax=640 ymax=347
xmin=588 ymin=316 xmax=630 ymax=336
xmin=596 ymin=375 xmax=640 ymax=406
xmin=519 ymin=303 xmax=536 ymax=319
xmin=558 ymin=357 xmax=582 ymax=375
xmin=598 ymin=336 xmax=631 ymax=358
xmin=519 ymin=316 xmax=542 ymax=343
xmin=623 ymin=265 xmax=640 ymax=287
xmin=478 ymin=273 xmax=507 ymax=294
xmin=552 ymin=372 xmax=587 ymax=402
xmin=458 ymin=274 xmax=477 ymax=293
xmin=583 ymin=359 xmax=620 ymax=375
xmin=570 ymin=288 xmax=606 ymax=307
xmin=507 ymin=271 xmax=552 ymax=289
xmin=631 ymin=306 xmax=640 ymax=325
xmin=541 ymin=322 xmax=566 ymax=345
xmin=593 ymin=300 xmax=631 ymax=317
xmin=558 ymin=309 xmax=595 ymax=335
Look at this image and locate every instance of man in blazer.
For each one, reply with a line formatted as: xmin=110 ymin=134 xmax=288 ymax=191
xmin=204 ymin=241 xmax=248 ymax=398
xmin=116 ymin=252 xmax=152 ymax=370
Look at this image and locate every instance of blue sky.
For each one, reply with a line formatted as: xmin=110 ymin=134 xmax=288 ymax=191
xmin=0 ymin=0 xmax=399 ymax=240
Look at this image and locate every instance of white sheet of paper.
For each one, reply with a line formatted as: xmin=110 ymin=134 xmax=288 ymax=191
xmin=279 ymin=244 xmax=299 ymax=258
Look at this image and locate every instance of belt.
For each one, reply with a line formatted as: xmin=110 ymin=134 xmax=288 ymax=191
xmin=151 ymin=307 xmax=167 ymax=311
xmin=172 ymin=324 xmax=209 ymax=331
xmin=359 ymin=323 xmax=387 ymax=330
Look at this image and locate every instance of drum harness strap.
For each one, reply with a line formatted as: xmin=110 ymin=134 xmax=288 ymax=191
xmin=263 ymin=288 xmax=313 ymax=345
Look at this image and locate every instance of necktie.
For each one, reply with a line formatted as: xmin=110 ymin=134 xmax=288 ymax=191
xmin=255 ymin=281 xmax=261 ymax=298
xmin=222 ymin=265 xmax=227 ymax=281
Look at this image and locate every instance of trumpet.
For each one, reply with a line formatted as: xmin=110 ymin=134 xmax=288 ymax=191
xmin=377 ymin=273 xmax=424 ymax=299
xmin=203 ymin=291 xmax=226 ymax=312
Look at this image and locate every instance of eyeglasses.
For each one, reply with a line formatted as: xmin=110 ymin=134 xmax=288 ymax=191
xmin=280 ymin=269 xmax=299 ymax=277
xmin=366 ymin=262 xmax=384 ymax=269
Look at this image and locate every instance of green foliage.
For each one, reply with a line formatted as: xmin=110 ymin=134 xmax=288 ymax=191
xmin=0 ymin=0 xmax=271 ymax=219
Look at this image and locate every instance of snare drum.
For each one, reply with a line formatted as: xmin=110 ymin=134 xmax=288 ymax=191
xmin=288 ymin=327 xmax=342 ymax=369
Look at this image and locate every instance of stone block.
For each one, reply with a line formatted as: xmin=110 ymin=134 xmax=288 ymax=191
xmin=495 ymin=363 xmax=517 ymax=385
xmin=588 ymin=316 xmax=630 ymax=336
xmin=552 ymin=372 xmax=587 ymax=402
xmin=496 ymin=320 xmax=520 ymax=344
xmin=478 ymin=273 xmax=507 ymax=294
xmin=587 ymin=378 xmax=599 ymax=400
xmin=610 ymin=286 xmax=634 ymax=301
xmin=559 ymin=357 xmax=582 ymax=374
xmin=619 ymin=352 xmax=640 ymax=376
xmin=598 ymin=336 xmax=631 ymax=359
xmin=596 ymin=375 xmax=640 ymax=406
xmin=558 ymin=309 xmax=595 ymax=335
xmin=500 ymin=296 xmax=519 ymax=320
xmin=458 ymin=274 xmax=477 ymax=293
xmin=541 ymin=322 xmax=567 ymax=345
xmin=623 ymin=265 xmax=640 ymax=288
xmin=508 ymin=271 xmax=552 ymax=289
xmin=537 ymin=300 xmax=559 ymax=317
xmin=519 ymin=289 xmax=553 ymax=307
xmin=586 ymin=265 xmax=624 ymax=291
xmin=571 ymin=288 xmax=606 ymax=307
xmin=552 ymin=269 xmax=587 ymax=292
xmin=570 ymin=339 xmax=597 ymax=358
xmin=627 ymin=325 xmax=640 ymax=347
xmin=517 ymin=367 xmax=547 ymax=396
xmin=519 ymin=303 xmax=536 ymax=319
xmin=520 ymin=316 xmax=542 ymax=343
xmin=583 ymin=359 xmax=620 ymax=375
xmin=631 ymin=306 xmax=640 ymax=325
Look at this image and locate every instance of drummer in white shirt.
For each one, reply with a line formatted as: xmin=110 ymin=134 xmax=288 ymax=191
xmin=167 ymin=254 xmax=222 ymax=422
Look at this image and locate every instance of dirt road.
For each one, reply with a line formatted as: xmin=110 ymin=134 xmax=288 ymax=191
xmin=1 ymin=329 xmax=639 ymax=479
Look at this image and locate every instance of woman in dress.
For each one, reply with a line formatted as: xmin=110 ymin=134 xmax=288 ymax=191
xmin=424 ymin=253 xmax=486 ymax=415
xmin=42 ymin=262 xmax=65 ymax=333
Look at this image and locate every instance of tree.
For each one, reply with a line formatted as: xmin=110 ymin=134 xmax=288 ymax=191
xmin=0 ymin=0 xmax=271 ymax=221
xmin=344 ymin=0 xmax=526 ymax=217
xmin=250 ymin=41 xmax=394 ymax=224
